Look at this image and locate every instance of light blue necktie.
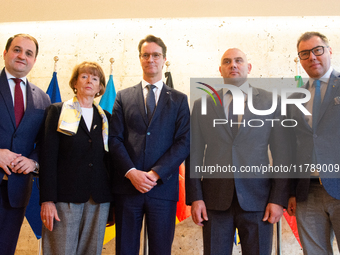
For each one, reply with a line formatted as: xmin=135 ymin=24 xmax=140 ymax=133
xmin=312 ymin=80 xmax=321 ymax=166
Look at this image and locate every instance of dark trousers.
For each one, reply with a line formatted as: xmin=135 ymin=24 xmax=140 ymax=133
xmin=0 ymin=181 xmax=26 ymax=255
xmin=203 ymin=194 xmax=273 ymax=255
xmin=115 ymin=193 xmax=177 ymax=255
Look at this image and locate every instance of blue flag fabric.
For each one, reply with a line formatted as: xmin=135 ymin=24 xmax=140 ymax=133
xmin=99 ymin=74 xmax=116 ymax=114
xmin=25 ymin=71 xmax=62 ymax=239
xmin=46 ymin=72 xmax=62 ymax=103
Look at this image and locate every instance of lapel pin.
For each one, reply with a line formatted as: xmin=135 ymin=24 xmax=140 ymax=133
xmin=93 ymin=125 xmax=97 ymax=130
xmin=334 ymin=96 xmax=340 ymax=105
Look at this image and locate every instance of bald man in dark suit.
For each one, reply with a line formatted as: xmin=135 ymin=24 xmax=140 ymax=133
xmin=186 ymin=48 xmax=290 ymax=255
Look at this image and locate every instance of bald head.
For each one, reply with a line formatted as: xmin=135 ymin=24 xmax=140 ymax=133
xmin=219 ymin=48 xmax=252 ymax=86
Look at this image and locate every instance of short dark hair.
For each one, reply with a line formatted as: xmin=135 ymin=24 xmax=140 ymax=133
xmin=138 ymin=35 xmax=167 ymax=58
xmin=69 ymin=61 xmax=106 ymax=98
xmin=5 ymin=34 xmax=39 ymax=57
xmin=297 ymin=31 xmax=329 ymax=50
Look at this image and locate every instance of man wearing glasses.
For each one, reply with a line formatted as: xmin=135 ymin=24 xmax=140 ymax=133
xmin=287 ymin=32 xmax=340 ymax=254
xmin=109 ymin=35 xmax=190 ymax=255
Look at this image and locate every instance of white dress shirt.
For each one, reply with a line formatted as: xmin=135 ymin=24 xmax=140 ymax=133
xmin=222 ymin=81 xmax=249 ymax=123
xmin=5 ymin=68 xmax=28 ymax=110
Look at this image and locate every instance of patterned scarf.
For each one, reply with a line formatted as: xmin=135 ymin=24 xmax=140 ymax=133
xmin=57 ymin=96 xmax=109 ymax=152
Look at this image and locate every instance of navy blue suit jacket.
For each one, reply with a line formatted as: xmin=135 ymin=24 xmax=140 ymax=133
xmin=288 ymin=70 xmax=340 ymax=201
xmin=0 ymin=68 xmax=50 ymax=208
xmin=109 ymin=82 xmax=190 ymax=202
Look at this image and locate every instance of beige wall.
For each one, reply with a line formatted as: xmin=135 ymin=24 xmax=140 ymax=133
xmin=1 ymin=0 xmax=340 ymax=22
xmin=1 ymin=16 xmax=340 ymax=102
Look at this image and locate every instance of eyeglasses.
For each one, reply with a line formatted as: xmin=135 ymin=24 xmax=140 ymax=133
xmin=140 ymin=53 xmax=163 ymax=60
xmin=298 ymin=46 xmax=328 ymax=60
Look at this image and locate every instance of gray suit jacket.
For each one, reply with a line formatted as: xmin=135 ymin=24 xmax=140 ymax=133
xmin=186 ymin=86 xmax=290 ymax=212
xmin=287 ymin=70 xmax=340 ymax=201
xmin=0 ymin=68 xmax=51 ymax=208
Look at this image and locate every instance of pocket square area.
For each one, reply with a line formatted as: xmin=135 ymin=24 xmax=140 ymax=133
xmin=334 ymin=96 xmax=340 ymax=105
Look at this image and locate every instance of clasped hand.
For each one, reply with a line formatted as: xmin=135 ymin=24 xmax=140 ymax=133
xmin=126 ymin=169 xmax=159 ymax=193
xmin=0 ymin=149 xmax=35 ymax=175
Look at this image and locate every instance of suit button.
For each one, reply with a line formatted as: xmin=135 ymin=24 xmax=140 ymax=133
xmin=147 ymin=132 xmax=151 ymax=135
xmin=313 ymin=134 xmax=317 ymax=138
xmin=89 ymin=139 xmax=92 ymax=143
xmin=89 ymin=163 xmax=93 ymax=167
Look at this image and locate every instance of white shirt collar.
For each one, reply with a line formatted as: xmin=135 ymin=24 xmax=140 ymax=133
xmin=142 ymin=79 xmax=163 ymax=91
xmin=5 ymin=68 xmax=27 ymax=85
xmin=308 ymin=66 xmax=333 ymax=86
xmin=223 ymin=81 xmax=249 ymax=96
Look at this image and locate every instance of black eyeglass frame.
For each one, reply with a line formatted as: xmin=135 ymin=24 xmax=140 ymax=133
xmin=298 ymin=46 xmax=329 ymax=60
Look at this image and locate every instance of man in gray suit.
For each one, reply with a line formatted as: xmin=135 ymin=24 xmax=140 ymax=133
xmin=186 ymin=48 xmax=290 ymax=255
xmin=287 ymin=32 xmax=340 ymax=254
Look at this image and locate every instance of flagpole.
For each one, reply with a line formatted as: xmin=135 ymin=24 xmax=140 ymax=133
xmin=54 ymin=56 xmax=59 ymax=72
xmin=143 ymin=215 xmax=148 ymax=255
xmin=165 ymin=61 xmax=170 ymax=72
xmin=110 ymin=58 xmax=115 ymax=75
xmin=294 ymin=57 xmax=300 ymax=77
xmin=277 ymin=219 xmax=282 ymax=255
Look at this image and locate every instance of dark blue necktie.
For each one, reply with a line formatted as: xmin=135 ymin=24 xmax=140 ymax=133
xmin=146 ymin=85 xmax=156 ymax=123
xmin=228 ymin=97 xmax=238 ymax=139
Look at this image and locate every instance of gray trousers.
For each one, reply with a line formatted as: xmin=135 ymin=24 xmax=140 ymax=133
xmin=42 ymin=198 xmax=110 ymax=255
xmin=296 ymin=183 xmax=340 ymax=255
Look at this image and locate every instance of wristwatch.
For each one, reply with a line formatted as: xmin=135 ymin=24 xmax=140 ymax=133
xmin=32 ymin=160 xmax=40 ymax=174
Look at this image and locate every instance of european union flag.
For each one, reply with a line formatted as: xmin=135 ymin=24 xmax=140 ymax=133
xmin=99 ymin=74 xmax=116 ymax=114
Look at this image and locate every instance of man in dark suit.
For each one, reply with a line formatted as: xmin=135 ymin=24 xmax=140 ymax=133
xmin=186 ymin=48 xmax=290 ymax=255
xmin=0 ymin=34 xmax=51 ymax=254
xmin=109 ymin=35 xmax=190 ymax=255
xmin=287 ymin=32 xmax=340 ymax=254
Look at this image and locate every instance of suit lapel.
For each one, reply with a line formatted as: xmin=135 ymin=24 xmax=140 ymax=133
xmin=296 ymin=82 xmax=313 ymax=132
xmin=134 ymin=83 xmax=149 ymax=126
xmin=79 ymin=106 xmax=102 ymax=138
xmin=210 ymin=89 xmax=233 ymax=138
xmin=317 ymin=71 xmax=340 ymax=126
xmin=79 ymin=117 xmax=91 ymax=136
xmin=150 ymin=83 xmax=170 ymax=125
xmin=19 ymin=81 xmax=34 ymax=127
xmin=0 ymin=69 xmax=16 ymax=128
xmin=236 ymin=86 xmax=259 ymax=138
